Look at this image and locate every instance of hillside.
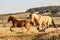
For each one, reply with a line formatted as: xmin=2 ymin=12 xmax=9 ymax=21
xmin=26 ymin=6 xmax=60 ymax=13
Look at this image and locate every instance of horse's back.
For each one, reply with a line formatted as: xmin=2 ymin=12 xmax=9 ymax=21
xmin=19 ymin=20 xmax=30 ymax=26
xmin=20 ymin=20 xmax=30 ymax=23
xmin=39 ymin=16 xmax=52 ymax=24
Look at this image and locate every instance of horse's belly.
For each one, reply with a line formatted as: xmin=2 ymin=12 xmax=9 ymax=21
xmin=17 ymin=24 xmax=24 ymax=27
xmin=17 ymin=25 xmax=21 ymax=27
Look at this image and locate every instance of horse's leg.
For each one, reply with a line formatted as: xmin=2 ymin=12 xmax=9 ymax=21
xmin=10 ymin=26 xmax=13 ymax=32
xmin=25 ymin=23 xmax=30 ymax=32
xmin=46 ymin=22 xmax=50 ymax=28
xmin=23 ymin=26 xmax=29 ymax=34
xmin=10 ymin=23 xmax=17 ymax=32
xmin=43 ymin=23 xmax=48 ymax=31
xmin=47 ymin=23 xmax=49 ymax=28
xmin=41 ymin=24 xmax=45 ymax=32
xmin=33 ymin=21 xmax=36 ymax=27
xmin=14 ymin=23 xmax=17 ymax=27
xmin=42 ymin=24 xmax=45 ymax=31
xmin=37 ymin=23 xmax=42 ymax=31
xmin=38 ymin=23 xmax=45 ymax=32
xmin=25 ymin=26 xmax=29 ymax=32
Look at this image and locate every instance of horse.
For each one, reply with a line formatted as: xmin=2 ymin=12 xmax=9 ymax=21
xmin=7 ymin=16 xmax=30 ymax=32
xmin=30 ymin=13 xmax=56 ymax=31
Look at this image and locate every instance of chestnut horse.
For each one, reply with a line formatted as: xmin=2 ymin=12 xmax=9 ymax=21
xmin=7 ymin=16 xmax=30 ymax=32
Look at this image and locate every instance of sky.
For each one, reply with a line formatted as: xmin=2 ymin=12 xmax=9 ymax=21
xmin=0 ymin=0 xmax=60 ymax=14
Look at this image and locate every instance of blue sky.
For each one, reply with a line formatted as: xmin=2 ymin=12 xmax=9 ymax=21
xmin=0 ymin=0 xmax=60 ymax=14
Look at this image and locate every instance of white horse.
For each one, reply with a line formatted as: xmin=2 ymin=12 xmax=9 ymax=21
xmin=30 ymin=13 xmax=56 ymax=31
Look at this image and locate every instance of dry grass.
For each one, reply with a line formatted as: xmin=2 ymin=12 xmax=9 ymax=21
xmin=0 ymin=13 xmax=60 ymax=40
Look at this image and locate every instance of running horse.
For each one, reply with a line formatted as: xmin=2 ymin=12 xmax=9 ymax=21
xmin=30 ymin=13 xmax=56 ymax=31
xmin=7 ymin=16 xmax=30 ymax=32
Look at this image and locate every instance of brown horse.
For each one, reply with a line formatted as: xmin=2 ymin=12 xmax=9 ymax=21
xmin=7 ymin=16 xmax=30 ymax=32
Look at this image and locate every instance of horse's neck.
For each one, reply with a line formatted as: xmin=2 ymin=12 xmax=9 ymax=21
xmin=34 ymin=14 xmax=40 ymax=20
xmin=12 ymin=18 xmax=17 ymax=23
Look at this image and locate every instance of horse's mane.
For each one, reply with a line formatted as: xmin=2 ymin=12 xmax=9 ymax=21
xmin=10 ymin=16 xmax=17 ymax=20
xmin=30 ymin=13 xmax=41 ymax=26
xmin=8 ymin=16 xmax=18 ymax=23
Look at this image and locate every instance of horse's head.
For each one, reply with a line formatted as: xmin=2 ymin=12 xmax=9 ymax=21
xmin=30 ymin=13 xmax=40 ymax=26
xmin=30 ymin=13 xmax=37 ymax=26
xmin=30 ymin=13 xmax=39 ymax=22
xmin=7 ymin=16 xmax=15 ymax=23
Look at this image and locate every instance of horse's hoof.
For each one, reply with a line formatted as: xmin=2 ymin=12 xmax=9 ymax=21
xmin=39 ymin=30 xmax=45 ymax=32
xmin=37 ymin=28 xmax=39 ymax=30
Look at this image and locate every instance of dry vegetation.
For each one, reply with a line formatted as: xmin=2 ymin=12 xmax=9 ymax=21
xmin=0 ymin=12 xmax=60 ymax=40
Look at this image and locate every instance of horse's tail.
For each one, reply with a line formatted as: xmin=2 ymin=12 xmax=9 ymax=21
xmin=52 ymin=19 xmax=56 ymax=28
